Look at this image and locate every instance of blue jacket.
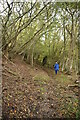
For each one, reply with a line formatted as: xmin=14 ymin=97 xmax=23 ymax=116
xmin=54 ymin=63 xmax=59 ymax=71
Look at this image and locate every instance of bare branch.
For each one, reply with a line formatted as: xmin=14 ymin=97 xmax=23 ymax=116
xmin=65 ymin=25 xmax=72 ymax=36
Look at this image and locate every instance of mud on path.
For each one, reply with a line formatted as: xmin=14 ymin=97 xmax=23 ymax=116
xmin=2 ymin=56 xmax=79 ymax=119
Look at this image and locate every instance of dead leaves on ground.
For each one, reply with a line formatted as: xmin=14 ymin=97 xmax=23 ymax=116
xmin=2 ymin=58 xmax=79 ymax=118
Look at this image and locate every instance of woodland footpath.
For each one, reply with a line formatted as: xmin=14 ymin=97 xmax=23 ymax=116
xmin=0 ymin=1 xmax=80 ymax=119
xmin=2 ymin=55 xmax=79 ymax=119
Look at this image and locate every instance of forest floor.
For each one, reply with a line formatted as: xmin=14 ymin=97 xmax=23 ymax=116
xmin=2 ymin=55 xmax=79 ymax=119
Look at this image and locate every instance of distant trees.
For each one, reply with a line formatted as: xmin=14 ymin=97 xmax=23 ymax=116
xmin=64 ymin=3 xmax=78 ymax=72
xmin=0 ymin=1 xmax=79 ymax=72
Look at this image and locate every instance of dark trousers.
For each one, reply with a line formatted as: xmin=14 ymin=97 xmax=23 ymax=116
xmin=55 ymin=70 xmax=58 ymax=74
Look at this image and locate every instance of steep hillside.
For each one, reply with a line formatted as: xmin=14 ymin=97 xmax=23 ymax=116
xmin=2 ymin=55 xmax=78 ymax=119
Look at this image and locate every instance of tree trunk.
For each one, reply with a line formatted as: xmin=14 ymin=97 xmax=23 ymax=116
xmin=70 ymin=15 xmax=74 ymax=71
xmin=30 ymin=48 xmax=34 ymax=67
xmin=67 ymin=14 xmax=74 ymax=72
xmin=27 ymin=48 xmax=31 ymax=64
xmin=78 ymin=9 xmax=80 ymax=118
xmin=62 ymin=16 xmax=66 ymax=71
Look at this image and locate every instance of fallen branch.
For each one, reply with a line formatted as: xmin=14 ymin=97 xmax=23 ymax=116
xmin=2 ymin=72 xmax=11 ymax=77
xmin=2 ymin=54 xmax=22 ymax=79
xmin=2 ymin=72 xmax=17 ymax=78
xmin=3 ymin=67 xmax=18 ymax=76
xmin=68 ymin=84 xmax=80 ymax=88
xmin=3 ymin=53 xmax=15 ymax=66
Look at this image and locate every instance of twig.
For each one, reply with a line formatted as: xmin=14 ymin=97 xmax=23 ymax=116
xmin=3 ymin=67 xmax=18 ymax=76
xmin=68 ymin=84 xmax=80 ymax=88
xmin=3 ymin=53 xmax=15 ymax=66
xmin=2 ymin=54 xmax=22 ymax=79
xmin=2 ymin=72 xmax=14 ymax=77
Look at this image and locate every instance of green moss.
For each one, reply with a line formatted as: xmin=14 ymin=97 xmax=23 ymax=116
xmin=33 ymin=74 xmax=50 ymax=81
xmin=33 ymin=74 xmax=50 ymax=85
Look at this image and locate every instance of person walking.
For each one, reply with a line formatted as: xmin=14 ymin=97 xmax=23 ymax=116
xmin=54 ymin=62 xmax=59 ymax=74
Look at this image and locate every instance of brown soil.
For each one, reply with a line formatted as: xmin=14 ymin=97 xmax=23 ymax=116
xmin=2 ymin=55 xmax=79 ymax=119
